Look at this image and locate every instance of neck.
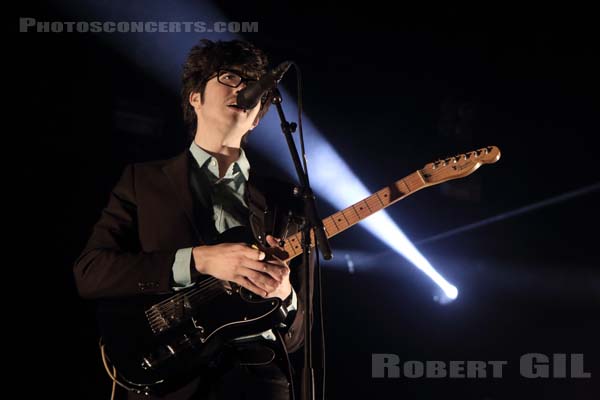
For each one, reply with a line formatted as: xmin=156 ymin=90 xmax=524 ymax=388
xmin=193 ymin=130 xmax=242 ymax=178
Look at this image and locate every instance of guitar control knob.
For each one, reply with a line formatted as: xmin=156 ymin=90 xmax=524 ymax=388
xmin=142 ymin=357 xmax=155 ymax=370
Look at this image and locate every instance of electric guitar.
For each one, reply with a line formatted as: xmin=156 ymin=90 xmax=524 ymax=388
xmin=97 ymin=146 xmax=501 ymax=395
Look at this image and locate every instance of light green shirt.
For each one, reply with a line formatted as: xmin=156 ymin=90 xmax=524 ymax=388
xmin=171 ymin=143 xmax=296 ymax=339
xmin=172 ymin=143 xmax=250 ymax=285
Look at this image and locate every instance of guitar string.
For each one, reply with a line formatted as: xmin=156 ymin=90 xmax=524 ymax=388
xmin=276 ymin=152 xmax=492 ymax=257
xmin=147 ymin=273 xmax=283 ymax=328
xmin=146 ymin=150 xmax=492 ymax=323
xmin=146 ymin=277 xmax=221 ymax=316
xmin=148 ymin=264 xmax=268 ymax=316
xmin=146 ymin=281 xmax=276 ymax=330
xmin=147 ymin=273 xmax=264 ymax=323
xmin=145 ymin=279 xmax=223 ymax=324
xmin=281 ymin=150 xmax=493 ymax=260
xmin=148 ymin=169 xmax=422 ymax=322
xmin=314 ymin=154 xmax=490 ymax=237
xmin=145 ymin=282 xmax=267 ymax=330
xmin=152 ymin=268 xmax=278 ymax=317
xmin=145 ymin=283 xmax=226 ymax=327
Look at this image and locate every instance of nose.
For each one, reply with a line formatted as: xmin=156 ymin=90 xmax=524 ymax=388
xmin=235 ymin=81 xmax=248 ymax=93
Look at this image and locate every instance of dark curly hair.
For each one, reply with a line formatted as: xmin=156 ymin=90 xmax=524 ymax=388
xmin=181 ymin=39 xmax=272 ymax=140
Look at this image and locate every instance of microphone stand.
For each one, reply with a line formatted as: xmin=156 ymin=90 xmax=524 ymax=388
xmin=271 ymin=87 xmax=331 ymax=400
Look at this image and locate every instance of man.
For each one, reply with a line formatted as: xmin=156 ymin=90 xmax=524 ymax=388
xmin=74 ymin=39 xmax=309 ymax=400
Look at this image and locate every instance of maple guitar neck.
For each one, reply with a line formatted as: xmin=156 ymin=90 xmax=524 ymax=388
xmin=281 ymin=145 xmax=501 ymax=262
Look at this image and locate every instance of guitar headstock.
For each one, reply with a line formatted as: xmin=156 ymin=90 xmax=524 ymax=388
xmin=419 ymin=146 xmax=501 ymax=185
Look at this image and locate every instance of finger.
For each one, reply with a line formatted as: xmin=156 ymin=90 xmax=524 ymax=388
xmin=277 ymin=264 xmax=290 ymax=277
xmin=244 ymin=270 xmax=279 ymax=292
xmin=266 ymin=254 xmax=288 ymax=265
xmin=237 ymin=276 xmax=268 ymax=298
xmin=244 ymin=260 xmax=284 ymax=282
xmin=278 ymin=266 xmax=290 ymax=278
xmin=244 ymin=267 xmax=281 ymax=287
xmin=265 ymin=237 xmax=289 ymax=260
xmin=266 ymin=235 xmax=280 ymax=247
xmin=266 ymin=260 xmax=289 ymax=276
xmin=242 ymin=245 xmax=265 ymax=261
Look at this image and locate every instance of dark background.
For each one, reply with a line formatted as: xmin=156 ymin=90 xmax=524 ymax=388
xmin=15 ymin=2 xmax=599 ymax=399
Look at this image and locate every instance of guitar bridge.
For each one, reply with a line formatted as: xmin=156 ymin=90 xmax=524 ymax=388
xmin=145 ymin=295 xmax=193 ymax=334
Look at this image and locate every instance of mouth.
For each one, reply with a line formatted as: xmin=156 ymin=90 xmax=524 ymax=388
xmin=227 ymin=104 xmax=247 ymax=113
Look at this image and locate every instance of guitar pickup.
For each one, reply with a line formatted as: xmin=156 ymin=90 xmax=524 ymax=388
xmin=145 ymin=296 xmax=193 ymax=334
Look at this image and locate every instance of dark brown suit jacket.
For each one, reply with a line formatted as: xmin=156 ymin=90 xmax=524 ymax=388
xmin=73 ymin=150 xmax=309 ymax=353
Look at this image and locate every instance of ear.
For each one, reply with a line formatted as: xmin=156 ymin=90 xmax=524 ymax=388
xmin=250 ymin=116 xmax=260 ymax=130
xmin=189 ymin=91 xmax=202 ymax=109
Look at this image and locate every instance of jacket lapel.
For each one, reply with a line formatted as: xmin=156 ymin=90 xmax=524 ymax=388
xmin=161 ymin=150 xmax=204 ymax=242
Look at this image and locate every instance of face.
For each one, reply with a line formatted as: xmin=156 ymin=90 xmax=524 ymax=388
xmin=189 ymin=70 xmax=262 ymax=146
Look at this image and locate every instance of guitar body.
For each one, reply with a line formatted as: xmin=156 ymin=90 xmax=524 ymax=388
xmin=96 ymin=227 xmax=286 ymax=395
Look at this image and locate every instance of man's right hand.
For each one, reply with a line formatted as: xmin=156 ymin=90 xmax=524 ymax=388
xmin=191 ymin=243 xmax=286 ymax=298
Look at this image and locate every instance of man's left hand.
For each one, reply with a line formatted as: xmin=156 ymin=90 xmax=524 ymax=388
xmin=257 ymin=235 xmax=292 ymax=301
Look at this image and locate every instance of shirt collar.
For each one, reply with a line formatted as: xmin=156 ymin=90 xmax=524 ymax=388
xmin=189 ymin=142 xmax=250 ymax=182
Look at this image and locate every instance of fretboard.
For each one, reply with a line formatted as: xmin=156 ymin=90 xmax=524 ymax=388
xmin=282 ymin=170 xmax=428 ymax=262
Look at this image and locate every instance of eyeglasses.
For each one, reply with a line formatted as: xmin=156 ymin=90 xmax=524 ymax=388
xmin=213 ymin=70 xmax=257 ymax=88
xmin=207 ymin=69 xmax=269 ymax=104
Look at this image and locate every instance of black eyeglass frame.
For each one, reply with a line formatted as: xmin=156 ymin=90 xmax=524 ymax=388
xmin=208 ymin=69 xmax=257 ymax=88
xmin=203 ymin=69 xmax=270 ymax=104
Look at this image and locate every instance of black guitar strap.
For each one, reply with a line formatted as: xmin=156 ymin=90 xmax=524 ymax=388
xmin=245 ymin=173 xmax=304 ymax=247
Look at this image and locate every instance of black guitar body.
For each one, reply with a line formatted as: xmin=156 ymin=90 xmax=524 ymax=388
xmin=96 ymin=227 xmax=285 ymax=395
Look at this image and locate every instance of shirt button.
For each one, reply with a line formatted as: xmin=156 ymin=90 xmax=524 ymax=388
xmin=211 ymin=160 xmax=216 ymax=166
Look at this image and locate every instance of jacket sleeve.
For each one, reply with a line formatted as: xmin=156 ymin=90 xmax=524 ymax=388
xmin=73 ymin=164 xmax=176 ymax=299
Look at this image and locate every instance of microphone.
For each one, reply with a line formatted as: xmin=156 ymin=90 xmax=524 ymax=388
xmin=236 ymin=61 xmax=292 ymax=109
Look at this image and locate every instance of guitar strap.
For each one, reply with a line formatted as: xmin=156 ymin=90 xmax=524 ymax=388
xmin=245 ymin=173 xmax=304 ymax=247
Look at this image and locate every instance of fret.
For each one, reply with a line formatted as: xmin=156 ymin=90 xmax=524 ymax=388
xmin=373 ymin=191 xmax=386 ymax=208
xmin=365 ymin=197 xmax=382 ymax=215
xmin=377 ymin=187 xmax=392 ymax=205
xmin=363 ymin=198 xmax=374 ymax=213
xmin=325 ymin=215 xmax=340 ymax=233
xmin=404 ymin=172 xmax=426 ymax=192
xmin=286 ymin=234 xmax=301 ymax=256
xmin=342 ymin=208 xmax=358 ymax=224
xmin=350 ymin=204 xmax=361 ymax=220
xmin=395 ymin=178 xmax=411 ymax=195
xmin=272 ymin=146 xmax=501 ymax=267
xmin=331 ymin=211 xmax=350 ymax=230
xmin=353 ymin=202 xmax=371 ymax=219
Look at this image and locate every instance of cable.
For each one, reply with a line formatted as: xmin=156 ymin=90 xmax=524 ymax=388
xmin=99 ymin=338 xmax=136 ymax=397
xmin=111 ymin=366 xmax=117 ymax=400
xmin=274 ymin=329 xmax=296 ymax=400
xmin=314 ymin=245 xmax=327 ymax=400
